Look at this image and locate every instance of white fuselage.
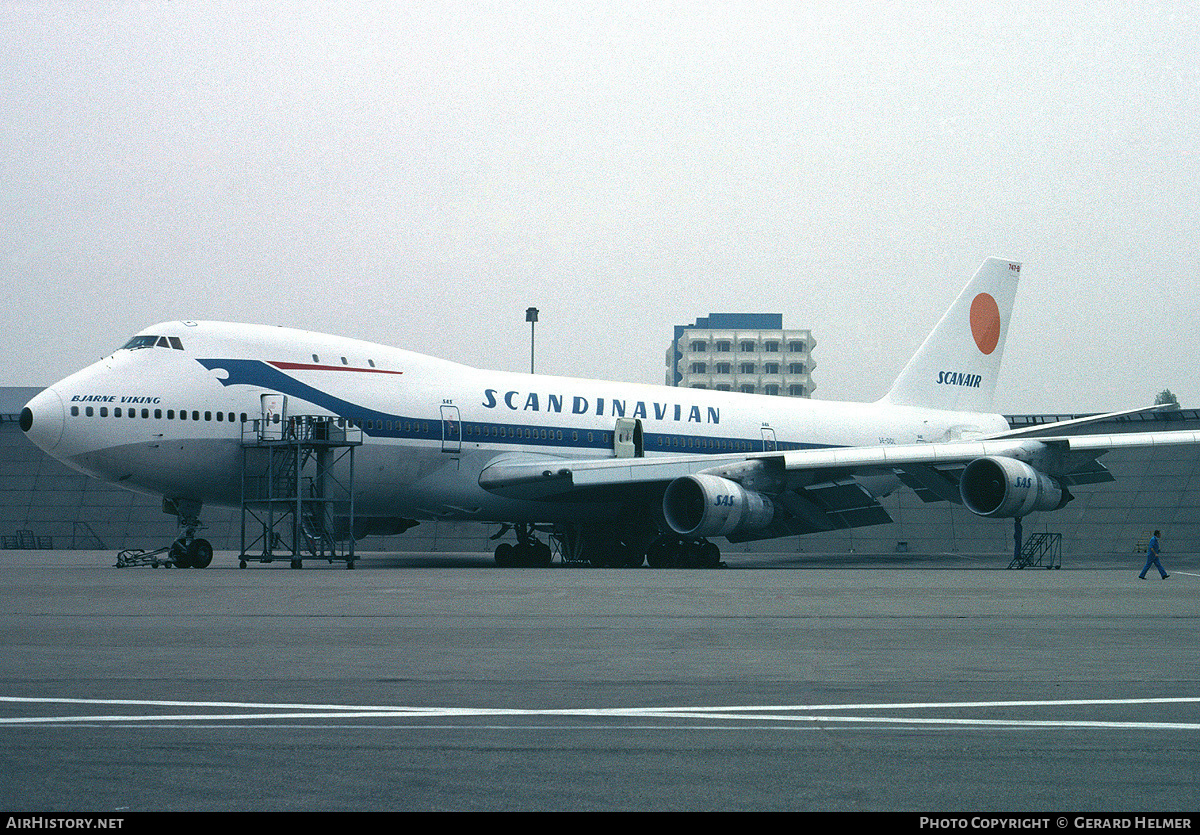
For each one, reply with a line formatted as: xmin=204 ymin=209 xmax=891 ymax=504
xmin=24 ymin=321 xmax=1009 ymax=525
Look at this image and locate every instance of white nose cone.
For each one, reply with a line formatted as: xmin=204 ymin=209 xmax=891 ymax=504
xmin=21 ymin=388 xmax=65 ymax=453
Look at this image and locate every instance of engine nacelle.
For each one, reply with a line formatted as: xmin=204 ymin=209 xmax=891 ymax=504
xmin=959 ymin=456 xmax=1070 ymax=518
xmin=662 ymin=474 xmax=775 ymax=538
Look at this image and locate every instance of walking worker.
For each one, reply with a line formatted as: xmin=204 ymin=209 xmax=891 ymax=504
xmin=1139 ymin=530 xmax=1170 ymax=579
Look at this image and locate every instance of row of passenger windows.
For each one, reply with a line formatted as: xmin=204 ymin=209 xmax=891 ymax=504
xmin=362 ymin=419 xmax=430 ymax=433
xmin=68 ymin=405 xmax=766 ymax=452
xmin=463 ymin=424 xmax=755 ymax=451
xmin=70 ymin=408 xmax=366 ymax=426
xmin=117 ymin=337 xmax=389 ymax=371
xmin=656 ymin=436 xmax=754 ymax=451
xmin=71 ymin=408 xmax=367 ymax=426
xmin=312 ymin=353 xmax=380 ymax=368
xmin=71 ymin=406 xmax=248 ymax=422
xmin=464 ymin=425 xmax=610 ymax=444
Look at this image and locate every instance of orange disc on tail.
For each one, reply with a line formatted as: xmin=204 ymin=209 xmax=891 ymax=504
xmin=970 ymin=293 xmax=1001 ymax=355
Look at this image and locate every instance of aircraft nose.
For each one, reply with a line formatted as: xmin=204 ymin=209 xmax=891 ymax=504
xmin=21 ymin=388 xmax=65 ymax=453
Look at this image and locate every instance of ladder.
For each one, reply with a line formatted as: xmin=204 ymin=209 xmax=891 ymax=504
xmin=1009 ymin=532 xmax=1062 ymax=569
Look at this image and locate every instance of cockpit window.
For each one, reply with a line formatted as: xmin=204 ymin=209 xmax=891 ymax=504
xmin=119 ymin=335 xmax=184 ymax=351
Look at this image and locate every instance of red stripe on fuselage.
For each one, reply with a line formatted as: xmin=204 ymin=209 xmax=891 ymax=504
xmin=269 ymin=361 xmax=404 ymax=375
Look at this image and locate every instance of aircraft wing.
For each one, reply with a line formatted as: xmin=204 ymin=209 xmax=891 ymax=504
xmin=478 ymin=429 xmax=1200 ymax=538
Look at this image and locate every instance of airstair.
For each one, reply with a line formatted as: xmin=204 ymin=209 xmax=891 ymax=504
xmin=1008 ymin=532 xmax=1062 ymax=570
xmin=238 ymin=414 xmax=362 ymax=569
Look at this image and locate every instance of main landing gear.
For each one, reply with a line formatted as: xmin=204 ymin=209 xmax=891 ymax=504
xmin=645 ymin=535 xmax=722 ymax=569
xmin=548 ymin=524 xmax=648 ymax=568
xmin=580 ymin=534 xmax=721 ymax=568
xmin=490 ymin=523 xmax=725 ymax=569
xmin=492 ymin=523 xmax=553 ymax=567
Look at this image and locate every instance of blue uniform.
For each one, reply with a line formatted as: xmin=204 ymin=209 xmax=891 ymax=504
xmin=1139 ymin=534 xmax=1168 ymax=579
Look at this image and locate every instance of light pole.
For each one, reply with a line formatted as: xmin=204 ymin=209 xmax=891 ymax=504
xmin=525 ymin=307 xmax=539 ymax=374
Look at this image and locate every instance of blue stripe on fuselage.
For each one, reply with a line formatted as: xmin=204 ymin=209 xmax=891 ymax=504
xmin=198 ymin=358 xmax=399 ymax=424
xmin=195 ymin=357 xmax=828 ymax=454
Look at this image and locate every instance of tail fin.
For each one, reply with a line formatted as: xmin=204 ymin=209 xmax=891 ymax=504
xmin=881 ymin=257 xmax=1021 ymax=412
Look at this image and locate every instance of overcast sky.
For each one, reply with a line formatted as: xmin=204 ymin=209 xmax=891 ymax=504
xmin=1 ymin=1 xmax=1196 ymax=413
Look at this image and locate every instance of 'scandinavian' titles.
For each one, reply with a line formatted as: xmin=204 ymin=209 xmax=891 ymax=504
xmin=482 ymin=389 xmax=720 ymax=424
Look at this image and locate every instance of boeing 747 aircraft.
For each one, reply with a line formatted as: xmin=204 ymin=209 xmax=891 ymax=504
xmin=20 ymin=258 xmax=1200 ymax=568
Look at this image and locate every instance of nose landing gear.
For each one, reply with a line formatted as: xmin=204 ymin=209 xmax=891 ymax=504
xmin=115 ymin=498 xmax=212 ymax=568
xmin=166 ymin=499 xmax=211 ymax=568
xmin=170 ymin=533 xmax=214 ymax=569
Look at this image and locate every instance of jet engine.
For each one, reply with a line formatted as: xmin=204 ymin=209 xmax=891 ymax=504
xmin=959 ymin=456 xmax=1070 ymax=518
xmin=662 ymin=474 xmax=775 ymax=538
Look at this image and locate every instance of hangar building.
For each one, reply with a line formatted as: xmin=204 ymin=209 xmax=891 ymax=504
xmin=2 ymin=387 xmax=1197 ymax=559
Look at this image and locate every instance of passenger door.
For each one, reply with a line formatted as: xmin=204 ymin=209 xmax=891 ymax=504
xmin=260 ymin=394 xmax=287 ymax=441
xmin=440 ymin=405 xmax=462 ymax=453
xmin=614 ymin=418 xmax=644 ymax=458
xmin=760 ymin=425 xmax=777 ymax=452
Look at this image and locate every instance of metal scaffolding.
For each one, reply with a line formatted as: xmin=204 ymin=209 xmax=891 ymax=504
xmin=238 ymin=415 xmax=362 ymax=569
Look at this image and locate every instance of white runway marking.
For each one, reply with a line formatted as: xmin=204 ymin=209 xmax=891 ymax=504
xmin=2 ymin=695 xmax=1199 ymax=730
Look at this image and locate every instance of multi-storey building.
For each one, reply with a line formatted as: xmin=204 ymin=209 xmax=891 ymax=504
xmin=666 ymin=313 xmax=816 ymax=397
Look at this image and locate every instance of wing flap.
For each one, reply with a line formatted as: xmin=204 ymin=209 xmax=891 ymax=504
xmin=478 ymin=450 xmax=756 ymax=500
xmin=896 ymin=463 xmax=964 ymax=504
xmin=477 ymin=430 xmax=1200 ymax=534
xmin=803 ymin=480 xmax=894 ymax=529
xmin=1059 ymin=460 xmax=1115 ymax=486
xmin=728 ymin=480 xmax=893 ymax=542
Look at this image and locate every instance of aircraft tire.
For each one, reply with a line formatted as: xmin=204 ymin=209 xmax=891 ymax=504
xmin=495 ymin=542 xmax=515 ymax=567
xmin=187 ymin=539 xmax=213 ymax=569
xmin=676 ymin=541 xmax=718 ymax=569
xmin=646 ymin=537 xmax=674 ymax=568
xmin=170 ymin=540 xmax=191 ymax=569
xmin=514 ymin=542 xmax=534 ymax=566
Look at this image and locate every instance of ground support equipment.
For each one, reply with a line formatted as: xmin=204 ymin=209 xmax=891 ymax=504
xmin=238 ymin=415 xmax=362 ymax=569
xmin=1009 ymin=531 xmax=1063 ymax=569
